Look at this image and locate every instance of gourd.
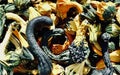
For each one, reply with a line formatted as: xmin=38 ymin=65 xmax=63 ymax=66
xmin=91 ymin=1 xmax=116 ymax=21
xmin=56 ymin=0 xmax=83 ymax=20
xmin=41 ymin=19 xmax=90 ymax=64
xmin=105 ymin=23 xmax=120 ymax=37
xmin=41 ymin=28 xmax=71 ymax=64
xmin=13 ymin=0 xmax=30 ymax=10
xmin=91 ymin=33 xmax=117 ymax=75
xmin=5 ymin=13 xmax=27 ymax=34
xmin=80 ymin=4 xmax=96 ymax=22
xmin=0 ymin=22 xmax=34 ymax=75
xmin=26 ymin=16 xmax=53 ymax=75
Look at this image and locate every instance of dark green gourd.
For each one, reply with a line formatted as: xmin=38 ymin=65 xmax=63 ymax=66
xmin=41 ymin=28 xmax=71 ymax=64
xmin=26 ymin=16 xmax=53 ymax=75
xmin=91 ymin=33 xmax=117 ymax=75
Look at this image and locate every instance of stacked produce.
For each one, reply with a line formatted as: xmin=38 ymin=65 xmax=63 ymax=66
xmin=0 ymin=0 xmax=120 ymax=75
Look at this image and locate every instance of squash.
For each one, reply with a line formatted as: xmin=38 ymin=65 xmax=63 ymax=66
xmin=56 ymin=0 xmax=83 ymax=20
xmin=41 ymin=28 xmax=71 ymax=64
xmin=41 ymin=19 xmax=90 ymax=64
xmin=91 ymin=1 xmax=116 ymax=21
xmin=26 ymin=16 xmax=53 ymax=75
xmin=80 ymin=4 xmax=96 ymax=22
xmin=91 ymin=33 xmax=114 ymax=75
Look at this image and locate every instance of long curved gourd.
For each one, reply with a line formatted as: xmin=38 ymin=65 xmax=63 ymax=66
xmin=26 ymin=16 xmax=53 ymax=75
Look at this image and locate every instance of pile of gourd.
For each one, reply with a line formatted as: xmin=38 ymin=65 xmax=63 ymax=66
xmin=0 ymin=0 xmax=120 ymax=75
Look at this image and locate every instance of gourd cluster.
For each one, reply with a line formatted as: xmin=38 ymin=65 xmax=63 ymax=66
xmin=0 ymin=0 xmax=120 ymax=75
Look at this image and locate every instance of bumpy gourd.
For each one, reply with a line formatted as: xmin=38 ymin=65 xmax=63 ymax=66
xmin=41 ymin=19 xmax=90 ymax=64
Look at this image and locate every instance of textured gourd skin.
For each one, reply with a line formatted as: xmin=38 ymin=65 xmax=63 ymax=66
xmin=91 ymin=33 xmax=114 ymax=75
xmin=41 ymin=28 xmax=71 ymax=64
xmin=69 ymin=41 xmax=90 ymax=63
xmin=26 ymin=16 xmax=53 ymax=75
xmin=41 ymin=28 xmax=90 ymax=64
